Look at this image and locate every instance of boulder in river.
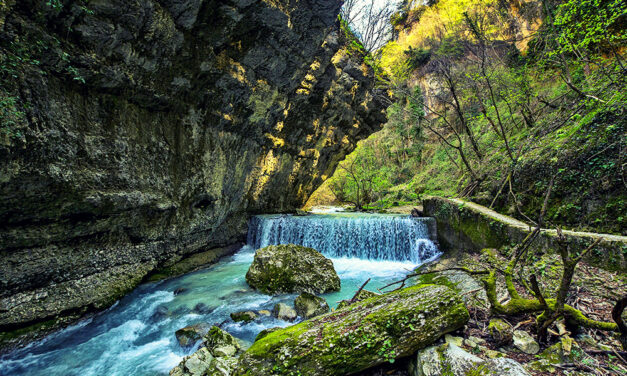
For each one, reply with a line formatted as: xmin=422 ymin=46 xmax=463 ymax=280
xmin=175 ymin=323 xmax=211 ymax=348
xmin=245 ymin=244 xmax=340 ymax=294
xmin=230 ymin=311 xmax=257 ymax=323
xmin=234 ymin=284 xmax=469 ymax=375
xmin=294 ymin=292 xmax=329 ymax=319
xmin=272 ymin=303 xmax=297 ymax=322
xmin=170 ymin=326 xmax=241 ymax=376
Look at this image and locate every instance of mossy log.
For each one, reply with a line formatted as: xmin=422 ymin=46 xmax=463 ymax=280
xmin=233 ymin=284 xmax=469 ymax=375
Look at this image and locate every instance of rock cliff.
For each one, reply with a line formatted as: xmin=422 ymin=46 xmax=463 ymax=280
xmin=0 ymin=0 xmax=387 ymax=349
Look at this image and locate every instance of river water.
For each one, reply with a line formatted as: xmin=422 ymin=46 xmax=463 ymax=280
xmin=0 ymin=213 xmax=439 ymax=376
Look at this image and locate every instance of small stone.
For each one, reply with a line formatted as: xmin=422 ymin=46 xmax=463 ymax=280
xmin=257 ymin=310 xmax=271 ymax=316
xmin=468 ymin=335 xmax=486 ymax=345
xmin=272 ymin=303 xmax=297 ymax=321
xmin=445 ymin=334 xmax=463 ymax=347
xmin=174 ymin=287 xmax=187 ymax=295
xmin=480 ymin=346 xmax=506 ymax=359
xmin=294 ymin=292 xmax=330 ymax=319
xmin=488 ymin=318 xmax=513 ymax=346
xmin=513 ymin=330 xmax=540 ymax=354
xmin=463 ymin=338 xmax=477 ymax=348
xmin=230 ymin=311 xmax=257 ymax=322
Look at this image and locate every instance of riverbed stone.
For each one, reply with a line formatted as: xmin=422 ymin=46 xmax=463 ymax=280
xmin=272 ymin=303 xmax=297 ymax=322
xmin=294 ymin=292 xmax=330 ymax=319
xmin=245 ymin=244 xmax=340 ymax=294
xmin=234 ymin=284 xmax=469 ymax=375
xmin=230 ymin=311 xmax=257 ymax=323
xmin=513 ymin=330 xmax=540 ymax=354
xmin=175 ymin=323 xmax=211 ymax=348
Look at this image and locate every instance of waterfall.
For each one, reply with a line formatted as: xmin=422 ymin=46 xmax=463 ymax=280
xmin=247 ymin=213 xmax=440 ymax=264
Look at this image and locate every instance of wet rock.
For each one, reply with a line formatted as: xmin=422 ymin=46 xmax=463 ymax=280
xmin=175 ymin=323 xmax=211 ymax=348
xmin=245 ymin=244 xmax=340 ymax=294
xmin=234 ymin=285 xmax=469 ymax=375
xmin=513 ymin=330 xmax=540 ymax=354
xmin=230 ymin=311 xmax=257 ymax=323
xmin=151 ymin=306 xmax=169 ymax=322
xmin=336 ymin=289 xmax=379 ymax=309
xmin=488 ymin=318 xmax=513 ymax=346
xmin=193 ymin=303 xmax=213 ymax=315
xmin=272 ymin=303 xmax=297 ymax=322
xmin=257 ymin=310 xmax=271 ymax=317
xmin=294 ymin=292 xmax=329 ymax=319
xmin=411 ymin=208 xmax=423 ymax=217
xmin=171 ymin=326 xmax=242 ymax=376
xmin=173 ymin=288 xmax=187 ymax=296
xmin=294 ymin=209 xmax=309 ymax=216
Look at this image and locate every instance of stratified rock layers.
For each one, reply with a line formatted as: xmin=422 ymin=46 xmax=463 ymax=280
xmin=0 ymin=0 xmax=387 ymax=346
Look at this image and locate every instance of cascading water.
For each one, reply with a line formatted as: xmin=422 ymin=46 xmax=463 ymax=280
xmin=0 ymin=211 xmax=441 ymax=376
xmin=248 ymin=213 xmax=440 ymax=264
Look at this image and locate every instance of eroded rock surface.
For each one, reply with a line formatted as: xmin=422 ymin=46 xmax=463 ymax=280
xmin=234 ymin=284 xmax=469 ymax=375
xmin=0 ymin=0 xmax=387 ymax=348
xmin=294 ymin=292 xmax=329 ymax=319
xmin=245 ymin=244 xmax=340 ymax=294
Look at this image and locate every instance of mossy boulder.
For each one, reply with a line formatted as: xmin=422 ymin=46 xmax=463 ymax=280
xmin=230 ymin=311 xmax=257 ymax=323
xmin=488 ymin=318 xmax=513 ymax=346
xmin=245 ymin=244 xmax=340 ymax=294
xmin=233 ymin=284 xmax=469 ymax=375
xmin=294 ymin=292 xmax=330 ymax=319
xmin=175 ymin=323 xmax=211 ymax=348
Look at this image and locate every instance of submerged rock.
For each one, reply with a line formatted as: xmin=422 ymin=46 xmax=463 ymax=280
xmin=175 ymin=323 xmax=211 ymax=348
xmin=193 ymin=303 xmax=213 ymax=315
xmin=294 ymin=292 xmax=330 ymax=319
xmin=170 ymin=326 xmax=242 ymax=376
xmin=272 ymin=303 xmax=297 ymax=322
xmin=230 ymin=311 xmax=257 ymax=323
xmin=234 ymin=285 xmax=469 ymax=375
xmin=245 ymin=244 xmax=340 ymax=294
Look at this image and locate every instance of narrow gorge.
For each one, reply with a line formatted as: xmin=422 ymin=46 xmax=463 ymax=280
xmin=1 ymin=0 xmax=626 ymax=375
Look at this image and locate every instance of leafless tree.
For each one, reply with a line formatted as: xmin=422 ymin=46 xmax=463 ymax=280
xmin=340 ymin=0 xmax=400 ymax=53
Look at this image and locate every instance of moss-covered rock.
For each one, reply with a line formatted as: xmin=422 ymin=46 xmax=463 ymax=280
xmin=170 ymin=326 xmax=242 ymax=376
xmin=233 ymin=284 xmax=469 ymax=375
xmin=175 ymin=323 xmax=211 ymax=348
xmin=294 ymin=292 xmax=330 ymax=319
xmin=230 ymin=311 xmax=258 ymax=323
xmin=488 ymin=318 xmax=513 ymax=346
xmin=245 ymin=244 xmax=340 ymax=294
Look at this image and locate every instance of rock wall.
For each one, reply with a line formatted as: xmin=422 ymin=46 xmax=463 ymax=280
xmin=0 ymin=0 xmax=387 ymax=349
xmin=423 ymin=197 xmax=627 ymax=271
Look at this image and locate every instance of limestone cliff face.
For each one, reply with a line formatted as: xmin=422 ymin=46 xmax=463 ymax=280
xmin=0 ymin=0 xmax=387 ymax=347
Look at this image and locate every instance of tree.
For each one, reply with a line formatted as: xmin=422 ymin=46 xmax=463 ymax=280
xmin=340 ymin=0 xmax=400 ymax=53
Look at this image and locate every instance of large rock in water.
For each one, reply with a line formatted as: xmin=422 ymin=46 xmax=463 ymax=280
xmin=0 ymin=0 xmax=387 ymax=349
xmin=245 ymin=244 xmax=340 ymax=294
xmin=233 ymin=285 xmax=469 ymax=375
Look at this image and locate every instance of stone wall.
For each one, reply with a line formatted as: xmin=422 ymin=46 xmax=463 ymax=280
xmin=0 ymin=0 xmax=387 ymax=349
